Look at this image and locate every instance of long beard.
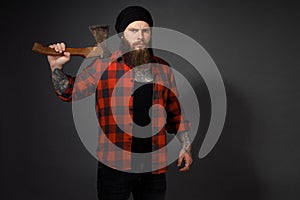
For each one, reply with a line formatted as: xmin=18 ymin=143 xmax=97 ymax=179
xmin=120 ymin=38 xmax=153 ymax=68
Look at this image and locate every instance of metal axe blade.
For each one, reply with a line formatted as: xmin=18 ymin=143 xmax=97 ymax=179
xmin=88 ymin=24 xmax=112 ymax=58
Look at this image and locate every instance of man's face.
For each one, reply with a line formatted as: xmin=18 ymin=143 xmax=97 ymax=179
xmin=123 ymin=21 xmax=151 ymax=50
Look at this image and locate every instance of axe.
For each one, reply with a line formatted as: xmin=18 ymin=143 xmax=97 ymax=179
xmin=32 ymin=24 xmax=111 ymax=58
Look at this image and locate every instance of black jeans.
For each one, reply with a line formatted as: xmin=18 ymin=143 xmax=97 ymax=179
xmin=97 ymin=163 xmax=166 ymax=200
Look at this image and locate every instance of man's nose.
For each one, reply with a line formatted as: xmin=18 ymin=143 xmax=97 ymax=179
xmin=137 ymin=30 xmax=144 ymax=40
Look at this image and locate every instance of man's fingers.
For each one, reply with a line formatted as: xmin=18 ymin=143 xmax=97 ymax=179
xmin=48 ymin=43 xmax=70 ymax=59
xmin=187 ymin=157 xmax=193 ymax=165
xmin=61 ymin=43 xmax=66 ymax=51
xmin=178 ymin=152 xmax=193 ymax=172
xmin=55 ymin=43 xmax=63 ymax=53
xmin=64 ymin=51 xmax=70 ymax=57
xmin=50 ymin=42 xmax=66 ymax=53
xmin=179 ymin=164 xmax=189 ymax=172
xmin=177 ymin=156 xmax=183 ymax=167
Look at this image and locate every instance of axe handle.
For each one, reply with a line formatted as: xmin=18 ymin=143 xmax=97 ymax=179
xmin=32 ymin=42 xmax=97 ymax=58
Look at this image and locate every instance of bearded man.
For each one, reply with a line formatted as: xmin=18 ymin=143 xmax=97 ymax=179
xmin=47 ymin=5 xmax=192 ymax=200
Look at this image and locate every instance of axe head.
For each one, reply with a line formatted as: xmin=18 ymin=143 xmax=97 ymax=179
xmin=88 ymin=24 xmax=109 ymax=44
xmin=88 ymin=24 xmax=112 ymax=58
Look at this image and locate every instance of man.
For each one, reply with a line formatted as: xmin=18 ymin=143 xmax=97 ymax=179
xmin=48 ymin=5 xmax=192 ymax=200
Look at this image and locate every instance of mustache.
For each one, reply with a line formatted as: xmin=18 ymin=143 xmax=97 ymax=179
xmin=132 ymin=41 xmax=146 ymax=46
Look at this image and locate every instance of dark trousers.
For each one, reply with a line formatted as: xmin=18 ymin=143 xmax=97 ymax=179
xmin=97 ymin=163 xmax=166 ymax=200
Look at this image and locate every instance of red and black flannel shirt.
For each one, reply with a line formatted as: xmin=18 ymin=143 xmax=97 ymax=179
xmin=56 ymin=51 xmax=191 ymax=174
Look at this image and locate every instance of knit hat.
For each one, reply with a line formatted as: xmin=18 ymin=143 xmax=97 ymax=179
xmin=115 ymin=6 xmax=153 ymax=34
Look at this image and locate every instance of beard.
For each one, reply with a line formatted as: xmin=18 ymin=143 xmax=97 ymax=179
xmin=120 ymin=38 xmax=154 ymax=68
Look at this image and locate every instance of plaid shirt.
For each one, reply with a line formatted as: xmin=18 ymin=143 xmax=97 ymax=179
xmin=56 ymin=51 xmax=191 ymax=174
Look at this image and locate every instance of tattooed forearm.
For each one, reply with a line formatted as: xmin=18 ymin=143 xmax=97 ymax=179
xmin=176 ymin=131 xmax=192 ymax=154
xmin=51 ymin=68 xmax=69 ymax=95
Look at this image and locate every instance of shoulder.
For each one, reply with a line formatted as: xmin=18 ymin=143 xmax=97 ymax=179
xmin=152 ymin=56 xmax=170 ymax=67
xmin=151 ymin=56 xmax=176 ymax=80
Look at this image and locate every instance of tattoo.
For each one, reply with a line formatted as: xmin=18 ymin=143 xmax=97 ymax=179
xmin=133 ymin=65 xmax=153 ymax=82
xmin=177 ymin=131 xmax=192 ymax=155
xmin=51 ymin=68 xmax=69 ymax=95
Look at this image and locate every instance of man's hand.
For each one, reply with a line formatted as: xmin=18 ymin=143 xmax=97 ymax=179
xmin=177 ymin=148 xmax=193 ymax=172
xmin=176 ymin=131 xmax=193 ymax=172
xmin=47 ymin=42 xmax=70 ymax=71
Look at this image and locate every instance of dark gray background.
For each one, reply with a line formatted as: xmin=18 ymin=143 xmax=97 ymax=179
xmin=2 ymin=0 xmax=300 ymax=199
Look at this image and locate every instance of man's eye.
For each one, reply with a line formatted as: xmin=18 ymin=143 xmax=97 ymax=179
xmin=131 ymin=29 xmax=138 ymax=32
xmin=142 ymin=29 xmax=150 ymax=33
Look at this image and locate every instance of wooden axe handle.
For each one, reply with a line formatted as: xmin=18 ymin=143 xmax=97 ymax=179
xmin=32 ymin=42 xmax=102 ymax=58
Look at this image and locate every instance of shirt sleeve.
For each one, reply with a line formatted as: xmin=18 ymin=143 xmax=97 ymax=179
xmin=55 ymin=58 xmax=104 ymax=102
xmin=164 ymin=67 xmax=191 ymax=134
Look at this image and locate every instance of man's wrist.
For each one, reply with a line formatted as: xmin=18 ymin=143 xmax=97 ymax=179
xmin=51 ymin=65 xmax=63 ymax=72
xmin=177 ymin=131 xmax=192 ymax=154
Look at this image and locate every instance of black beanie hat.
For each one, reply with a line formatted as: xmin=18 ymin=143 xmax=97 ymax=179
xmin=115 ymin=6 xmax=153 ymax=34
